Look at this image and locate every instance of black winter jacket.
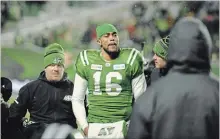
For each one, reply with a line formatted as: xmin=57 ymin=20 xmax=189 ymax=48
xmin=127 ymin=17 xmax=219 ymax=139
xmin=9 ymin=71 xmax=77 ymax=129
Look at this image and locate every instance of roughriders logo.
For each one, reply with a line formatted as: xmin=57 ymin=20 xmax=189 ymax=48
xmin=63 ymin=95 xmax=72 ymax=101
xmin=98 ymin=126 xmax=115 ymax=136
xmin=53 ymin=57 xmax=62 ymax=64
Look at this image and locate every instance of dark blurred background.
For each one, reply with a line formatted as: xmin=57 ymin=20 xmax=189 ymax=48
xmin=1 ymin=1 xmax=219 ymax=96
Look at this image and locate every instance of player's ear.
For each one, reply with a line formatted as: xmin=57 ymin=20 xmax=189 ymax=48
xmin=97 ymin=39 xmax=101 ymax=45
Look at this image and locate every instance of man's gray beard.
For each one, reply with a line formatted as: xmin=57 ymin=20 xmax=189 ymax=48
xmin=103 ymin=47 xmax=120 ymax=59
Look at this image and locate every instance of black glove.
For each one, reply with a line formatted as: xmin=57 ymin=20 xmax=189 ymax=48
xmin=144 ymin=58 xmax=155 ymax=75
xmin=143 ymin=58 xmax=155 ymax=86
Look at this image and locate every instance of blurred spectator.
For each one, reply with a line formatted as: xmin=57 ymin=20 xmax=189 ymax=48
xmin=8 ymin=2 xmax=23 ymax=21
xmin=154 ymin=9 xmax=174 ymax=38
xmin=25 ymin=1 xmax=46 ymax=16
xmin=185 ymin=1 xmax=205 ymax=17
xmin=1 ymin=1 xmax=219 ymax=83
xmin=81 ymin=20 xmax=96 ymax=45
xmin=202 ymin=1 xmax=219 ymax=59
xmin=63 ymin=46 xmax=76 ymax=82
xmin=131 ymin=2 xmax=147 ymax=20
xmin=127 ymin=23 xmax=146 ymax=48
xmin=1 ymin=1 xmax=9 ymax=29
xmin=178 ymin=1 xmax=205 ymax=18
xmin=126 ymin=2 xmax=149 ymax=51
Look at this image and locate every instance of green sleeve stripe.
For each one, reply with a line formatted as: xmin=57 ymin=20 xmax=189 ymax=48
xmin=130 ymin=49 xmax=138 ymax=66
xmin=80 ymin=52 xmax=86 ymax=66
xmin=83 ymin=50 xmax=89 ymax=65
xmin=126 ymin=48 xmax=135 ymax=65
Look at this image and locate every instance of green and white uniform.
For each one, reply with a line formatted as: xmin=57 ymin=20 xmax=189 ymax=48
xmin=72 ymin=48 xmax=146 ymax=130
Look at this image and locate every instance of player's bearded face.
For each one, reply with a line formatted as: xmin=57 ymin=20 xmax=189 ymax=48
xmin=99 ymin=32 xmax=120 ymax=54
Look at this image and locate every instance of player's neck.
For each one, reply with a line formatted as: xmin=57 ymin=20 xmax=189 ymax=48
xmin=101 ymin=50 xmax=113 ymax=61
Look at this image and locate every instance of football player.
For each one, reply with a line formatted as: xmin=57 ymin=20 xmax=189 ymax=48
xmin=72 ymin=23 xmax=147 ymax=138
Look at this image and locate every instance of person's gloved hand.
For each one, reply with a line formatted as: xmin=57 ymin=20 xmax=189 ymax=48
xmin=22 ymin=117 xmax=29 ymax=127
xmin=143 ymin=58 xmax=155 ymax=86
xmin=144 ymin=58 xmax=155 ymax=76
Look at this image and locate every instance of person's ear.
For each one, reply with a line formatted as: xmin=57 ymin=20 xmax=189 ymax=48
xmin=97 ymin=39 xmax=101 ymax=45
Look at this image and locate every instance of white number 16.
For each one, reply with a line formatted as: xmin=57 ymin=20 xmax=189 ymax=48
xmin=93 ymin=71 xmax=122 ymax=96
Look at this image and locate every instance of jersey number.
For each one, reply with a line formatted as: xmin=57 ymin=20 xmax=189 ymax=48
xmin=93 ymin=71 xmax=122 ymax=96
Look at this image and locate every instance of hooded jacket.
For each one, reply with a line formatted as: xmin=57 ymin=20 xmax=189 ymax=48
xmin=9 ymin=71 xmax=77 ymax=129
xmin=127 ymin=17 xmax=219 ymax=139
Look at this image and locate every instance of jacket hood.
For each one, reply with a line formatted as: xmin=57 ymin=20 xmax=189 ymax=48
xmin=38 ymin=71 xmax=68 ymax=83
xmin=167 ymin=17 xmax=213 ymax=73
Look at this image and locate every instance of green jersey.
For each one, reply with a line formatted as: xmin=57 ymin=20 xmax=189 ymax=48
xmin=75 ymin=48 xmax=144 ymax=123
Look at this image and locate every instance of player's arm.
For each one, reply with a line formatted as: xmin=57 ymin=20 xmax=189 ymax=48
xmin=130 ymin=49 xmax=147 ymax=101
xmin=72 ymin=73 xmax=88 ymax=129
xmin=132 ymin=73 xmax=146 ymax=100
xmin=71 ymin=51 xmax=89 ymax=131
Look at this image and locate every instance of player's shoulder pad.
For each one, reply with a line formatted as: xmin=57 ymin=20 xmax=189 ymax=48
xmin=77 ymin=49 xmax=99 ymax=66
xmin=122 ymin=48 xmax=144 ymax=66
